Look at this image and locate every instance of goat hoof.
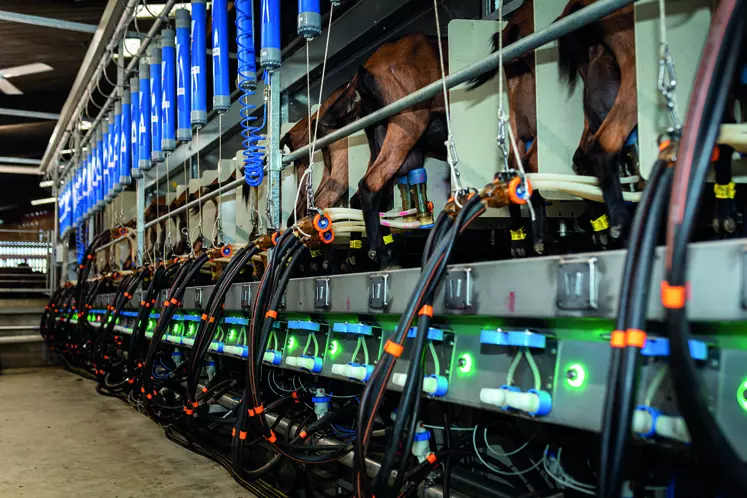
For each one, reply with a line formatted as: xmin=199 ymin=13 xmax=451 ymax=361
xmin=593 ymin=232 xmax=609 ymax=247
xmin=609 ymin=225 xmax=623 ymax=239
xmin=322 ymin=261 xmax=329 ymax=270
xmin=368 ymin=250 xmax=378 ymax=261
xmin=511 ymin=246 xmax=526 ymax=259
xmin=724 ymin=218 xmax=737 ymax=233
xmin=712 ymin=218 xmax=721 ymax=234
xmin=533 ymin=242 xmax=545 ymax=255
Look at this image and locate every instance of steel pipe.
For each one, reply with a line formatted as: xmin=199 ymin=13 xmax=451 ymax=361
xmin=0 ymin=156 xmax=42 ymax=165
xmin=0 ymin=10 xmax=97 ymax=34
xmin=0 ymin=335 xmax=44 ymax=345
xmin=0 ymin=108 xmax=60 ymax=120
xmin=0 ymin=325 xmax=40 ymax=332
xmin=283 ymin=0 xmax=636 ymax=165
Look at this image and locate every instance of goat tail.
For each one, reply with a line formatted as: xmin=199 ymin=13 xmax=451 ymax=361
xmin=466 ymin=32 xmax=501 ymax=91
xmin=557 ymin=1 xmax=594 ymax=94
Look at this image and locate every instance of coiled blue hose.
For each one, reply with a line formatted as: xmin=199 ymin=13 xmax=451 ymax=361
xmin=236 ymin=0 xmax=266 ymax=187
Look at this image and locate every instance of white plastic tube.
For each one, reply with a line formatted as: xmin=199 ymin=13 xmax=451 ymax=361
xmin=529 ymin=181 xmax=643 ymax=203
xmin=527 ymin=173 xmax=640 ymax=185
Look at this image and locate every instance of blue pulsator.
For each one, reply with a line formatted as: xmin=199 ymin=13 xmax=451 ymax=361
xmin=130 ymin=77 xmax=140 ymax=178
xmin=297 ymin=0 xmax=321 ymax=39
xmin=260 ymin=0 xmax=281 ymax=69
xmin=175 ymin=9 xmax=192 ymax=142
xmin=236 ymin=0 xmax=264 ymax=187
xmin=161 ymin=28 xmax=176 ymax=153
xmin=138 ymin=58 xmax=152 ymax=172
xmin=108 ymin=115 xmax=117 ymax=199
xmin=112 ymin=102 xmax=122 ymax=194
xmin=149 ymin=42 xmax=164 ymax=163
xmin=120 ymin=90 xmax=131 ymax=186
xmin=81 ymin=158 xmax=89 ymax=218
xmin=102 ymin=121 xmax=111 ymax=202
xmin=94 ymin=126 xmax=103 ymax=208
xmin=212 ymin=0 xmax=230 ymax=113
xmin=191 ymin=0 xmax=208 ymax=127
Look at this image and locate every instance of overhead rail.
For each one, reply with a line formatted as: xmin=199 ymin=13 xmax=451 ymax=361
xmin=283 ymin=0 xmax=636 ymax=166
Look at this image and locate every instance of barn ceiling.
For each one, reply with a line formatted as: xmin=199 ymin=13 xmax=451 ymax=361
xmin=0 ymin=0 xmax=112 ymax=224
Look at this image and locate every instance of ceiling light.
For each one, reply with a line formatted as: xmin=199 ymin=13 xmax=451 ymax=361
xmin=78 ymin=121 xmax=92 ymax=131
xmin=39 ymin=180 xmax=54 ymax=188
xmin=30 ymin=197 xmax=56 ymax=206
xmin=115 ymin=38 xmax=142 ymax=58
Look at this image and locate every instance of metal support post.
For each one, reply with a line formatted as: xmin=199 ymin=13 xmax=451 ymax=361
xmin=51 ymin=167 xmax=59 ymax=291
xmin=268 ymin=70 xmax=282 ymax=230
xmin=137 ymin=177 xmax=145 ymax=266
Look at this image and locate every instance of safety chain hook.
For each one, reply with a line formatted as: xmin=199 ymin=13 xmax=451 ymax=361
xmin=657 ymin=45 xmax=681 ymax=136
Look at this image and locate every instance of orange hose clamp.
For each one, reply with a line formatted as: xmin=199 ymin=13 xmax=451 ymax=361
xmin=202 ymin=387 xmax=209 ymax=393
xmin=265 ymin=310 xmax=278 ymax=319
xmin=384 ymin=339 xmax=404 ymax=358
xmin=610 ymin=330 xmax=626 ymax=349
xmin=711 ymin=146 xmax=720 ymax=163
xmin=418 ymin=305 xmax=433 ymax=317
xmin=661 ymin=281 xmax=687 ymax=309
xmin=232 ymin=428 xmax=236 ymax=437
xmin=265 ymin=430 xmax=277 ymax=444
xmin=239 ymin=431 xmax=247 ymax=440
xmin=255 ymin=404 xmax=265 ymax=415
xmin=625 ymin=329 xmax=647 ymax=349
xmin=426 ymin=453 xmax=438 ymax=464
xmin=170 ymin=298 xmax=179 ymax=306
xmin=299 ymin=430 xmax=308 ymax=440
xmin=201 ymin=313 xmax=208 ymax=321
xmin=247 ymin=408 xmax=256 ymax=417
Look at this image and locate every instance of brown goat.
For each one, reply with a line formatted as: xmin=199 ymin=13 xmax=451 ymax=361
xmin=558 ymin=0 xmax=637 ymax=241
xmin=468 ymin=1 xmax=550 ymax=256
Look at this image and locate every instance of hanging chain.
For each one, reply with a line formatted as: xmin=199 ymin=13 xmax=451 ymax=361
xmin=657 ymin=0 xmax=681 ymax=137
xmin=213 ymin=114 xmax=224 ymax=247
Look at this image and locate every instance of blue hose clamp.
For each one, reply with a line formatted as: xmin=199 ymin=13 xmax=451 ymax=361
xmin=407 ymin=168 xmax=427 ymax=186
xmin=311 ymin=394 xmax=331 ymax=404
xmin=526 ymin=389 xmax=552 ymax=417
xmin=301 ymin=355 xmax=323 ymax=373
xmin=265 ymin=349 xmax=282 ymax=365
xmin=412 ymin=430 xmax=431 ymax=442
xmin=634 ymin=405 xmax=659 ymax=439
xmin=427 ymin=374 xmax=449 ymax=397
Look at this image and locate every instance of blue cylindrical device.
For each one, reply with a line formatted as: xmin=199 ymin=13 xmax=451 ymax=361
xmin=94 ymin=126 xmax=103 ymax=209
xmin=261 ymin=0 xmax=281 ymax=69
xmin=82 ymin=159 xmax=89 ymax=219
xmin=175 ymin=9 xmax=192 ymax=141
xmin=297 ymin=0 xmax=321 ymax=39
xmin=212 ymin=0 xmax=230 ymax=112
xmin=149 ymin=42 xmax=164 ymax=163
xmin=120 ymin=89 xmax=132 ymax=186
xmin=112 ymin=102 xmax=122 ymax=194
xmin=191 ymin=0 xmax=208 ymax=127
xmin=102 ymin=121 xmax=110 ymax=202
xmin=84 ymin=153 xmax=92 ymax=217
xmin=161 ymin=28 xmax=177 ymax=152
xmin=130 ymin=77 xmax=140 ymax=179
xmin=107 ymin=115 xmax=116 ymax=201
xmin=138 ymin=58 xmax=152 ymax=172
xmin=236 ymin=0 xmax=257 ymax=90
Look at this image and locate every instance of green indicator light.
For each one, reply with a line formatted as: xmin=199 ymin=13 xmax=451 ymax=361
xmin=566 ymin=363 xmax=587 ymax=389
xmin=737 ymin=379 xmax=747 ymax=413
xmin=229 ymin=328 xmax=237 ymax=340
xmin=457 ymin=353 xmax=473 ymax=374
xmin=329 ymin=340 xmax=340 ymax=356
xmin=147 ymin=319 xmax=155 ymax=332
xmin=173 ymin=322 xmax=184 ymax=335
xmin=187 ymin=323 xmax=197 ymax=337
xmin=287 ymin=336 xmax=297 ymax=351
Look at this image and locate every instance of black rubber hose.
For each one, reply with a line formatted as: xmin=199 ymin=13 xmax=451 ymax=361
xmin=665 ymin=0 xmax=747 ymax=492
xmin=605 ymin=163 xmax=673 ymax=498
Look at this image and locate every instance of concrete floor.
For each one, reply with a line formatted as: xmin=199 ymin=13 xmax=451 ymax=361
xmin=0 ymin=368 xmax=257 ymax=497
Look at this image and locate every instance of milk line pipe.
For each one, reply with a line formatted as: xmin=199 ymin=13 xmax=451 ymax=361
xmin=282 ymin=0 xmax=637 ymax=166
xmin=53 ymin=0 xmax=180 ymax=180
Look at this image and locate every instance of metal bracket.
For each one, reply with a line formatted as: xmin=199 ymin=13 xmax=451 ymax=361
xmin=741 ymin=249 xmax=747 ymax=309
xmin=241 ymin=285 xmax=251 ymax=309
xmin=314 ymin=278 xmax=330 ymax=309
xmin=444 ymin=267 xmax=472 ymax=310
xmin=368 ymin=274 xmax=389 ymax=310
xmin=557 ymin=258 xmax=598 ymax=310
xmin=194 ymin=288 xmax=203 ymax=309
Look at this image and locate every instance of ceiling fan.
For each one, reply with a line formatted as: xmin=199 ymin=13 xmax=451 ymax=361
xmin=0 ymin=63 xmax=53 ymax=95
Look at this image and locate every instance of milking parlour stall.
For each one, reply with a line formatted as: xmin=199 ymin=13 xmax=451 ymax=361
xmin=40 ymin=0 xmax=747 ymax=497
